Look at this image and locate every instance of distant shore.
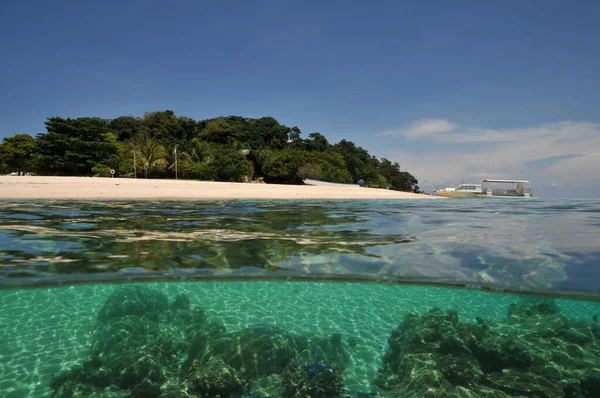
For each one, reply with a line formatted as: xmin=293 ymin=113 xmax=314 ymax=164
xmin=0 ymin=176 xmax=439 ymax=200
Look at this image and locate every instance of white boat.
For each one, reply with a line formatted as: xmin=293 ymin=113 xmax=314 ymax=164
xmin=302 ymin=178 xmax=360 ymax=187
xmin=435 ymin=179 xmax=534 ymax=198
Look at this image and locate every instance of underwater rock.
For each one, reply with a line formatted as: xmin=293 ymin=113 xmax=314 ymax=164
xmin=507 ymin=299 xmax=559 ymax=318
xmin=184 ymin=357 xmax=246 ymax=397
xmin=220 ymin=325 xmax=298 ymax=378
xmin=157 ymin=378 xmax=192 ymax=398
xmin=340 ymin=391 xmax=386 ymax=398
xmin=51 ymin=336 xmax=181 ymax=396
xmin=161 ymin=306 xmax=213 ymax=342
xmin=182 ymin=320 xmax=229 ymax=372
xmin=580 ymin=368 xmax=600 ymax=397
xmin=52 ymin=309 xmax=186 ymax=397
xmin=376 ymin=308 xmax=483 ymax=392
xmin=467 ymin=301 xmax=600 ymax=393
xmin=131 ymin=378 xmax=162 ymax=398
xmin=210 ymin=324 xmax=350 ymax=381
xmin=469 ymin=330 xmax=536 ymax=373
xmin=281 ymin=360 xmax=343 ymax=398
xmin=484 ymin=368 xmax=564 ymax=397
xmin=91 ymin=315 xmax=161 ymax=357
xmin=250 ymin=374 xmax=283 ymax=397
xmin=50 ymin=361 xmax=112 ymax=395
xmin=97 ymin=286 xmax=169 ymax=323
xmin=377 ymin=301 xmax=600 ymax=397
xmin=382 ymin=353 xmax=511 ymax=398
xmin=110 ymin=339 xmax=178 ymax=389
xmin=171 ymin=293 xmax=190 ymax=311
xmin=50 ymin=380 xmax=130 ymax=398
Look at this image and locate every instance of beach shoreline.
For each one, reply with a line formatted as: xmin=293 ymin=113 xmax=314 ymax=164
xmin=0 ymin=176 xmax=439 ymax=200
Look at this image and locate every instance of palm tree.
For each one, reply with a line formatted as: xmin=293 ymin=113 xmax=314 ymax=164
xmin=179 ymin=138 xmax=215 ymax=180
xmin=133 ymin=134 xmax=167 ymax=178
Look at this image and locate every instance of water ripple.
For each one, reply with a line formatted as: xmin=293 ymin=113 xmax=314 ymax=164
xmin=0 ymin=199 xmax=599 ymax=297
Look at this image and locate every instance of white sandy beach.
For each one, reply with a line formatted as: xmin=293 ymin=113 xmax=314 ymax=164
xmin=0 ymin=176 xmax=439 ymax=200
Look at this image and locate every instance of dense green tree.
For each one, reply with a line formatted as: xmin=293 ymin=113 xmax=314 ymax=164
xmin=0 ymin=133 xmax=37 ymax=174
xmin=198 ymin=117 xmax=236 ymax=146
xmin=175 ymin=117 xmax=197 ymax=142
xmin=36 ymin=117 xmax=116 ymax=175
xmin=258 ymin=149 xmax=308 ymax=184
xmin=297 ymin=163 xmax=323 ymax=180
xmin=108 ymin=116 xmax=142 ymax=141
xmin=288 ymin=126 xmax=302 ymax=143
xmin=248 ymin=117 xmax=289 ymax=149
xmin=259 ymin=149 xmax=352 ymax=184
xmin=199 ymin=116 xmax=290 ymax=150
xmin=106 ymin=141 xmax=135 ymax=176
xmin=179 ymin=138 xmax=216 ymax=180
xmin=331 ymin=139 xmax=379 ymax=184
xmin=212 ymin=149 xmax=254 ymax=182
xmin=3 ymin=111 xmax=419 ymax=191
xmin=140 ymin=110 xmax=178 ymax=141
xmin=378 ymin=158 xmax=419 ymax=192
xmin=89 ymin=132 xmax=131 ymax=176
xmin=305 ymin=132 xmax=330 ymax=152
xmin=91 ymin=164 xmax=112 ymax=177
xmin=322 ymin=165 xmax=353 ymax=184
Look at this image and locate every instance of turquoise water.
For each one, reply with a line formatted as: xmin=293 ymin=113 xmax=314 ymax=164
xmin=1 ymin=199 xmax=599 ymax=397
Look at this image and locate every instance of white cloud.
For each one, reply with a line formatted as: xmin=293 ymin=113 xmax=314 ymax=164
xmin=381 ymin=119 xmax=457 ymax=138
xmin=435 ymin=121 xmax=599 ymax=144
xmin=380 ymin=120 xmax=600 ymax=197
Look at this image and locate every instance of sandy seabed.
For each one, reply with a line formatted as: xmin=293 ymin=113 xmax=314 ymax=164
xmin=0 ymin=176 xmax=439 ymax=200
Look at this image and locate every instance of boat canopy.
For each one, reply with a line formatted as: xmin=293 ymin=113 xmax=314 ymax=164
xmin=482 ymin=179 xmax=530 ymax=184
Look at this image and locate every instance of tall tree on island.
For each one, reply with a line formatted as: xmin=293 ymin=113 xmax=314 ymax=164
xmin=36 ymin=117 xmax=117 ymax=175
xmin=0 ymin=111 xmax=420 ymax=192
xmin=133 ymin=134 xmax=168 ymax=178
xmin=0 ymin=134 xmax=37 ymax=175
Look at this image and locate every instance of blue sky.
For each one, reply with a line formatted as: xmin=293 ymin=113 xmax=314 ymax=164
xmin=1 ymin=0 xmax=599 ymax=197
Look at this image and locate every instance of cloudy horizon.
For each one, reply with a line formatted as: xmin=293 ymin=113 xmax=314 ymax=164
xmin=376 ymin=119 xmax=600 ymax=198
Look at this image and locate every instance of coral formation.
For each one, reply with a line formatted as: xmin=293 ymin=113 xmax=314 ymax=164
xmin=50 ymin=286 xmax=354 ymax=397
xmin=50 ymin=287 xmax=600 ymax=397
xmin=376 ymin=300 xmax=600 ymax=397
xmin=281 ymin=360 xmax=343 ymax=397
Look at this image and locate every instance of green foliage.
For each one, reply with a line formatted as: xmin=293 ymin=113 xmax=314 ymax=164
xmin=212 ymin=150 xmax=254 ymax=182
xmin=322 ymin=167 xmax=353 ymax=184
xmin=259 ymin=149 xmax=308 ymax=184
xmin=372 ymin=174 xmax=390 ymax=189
xmin=378 ymin=158 xmax=419 ymax=192
xmin=134 ymin=134 xmax=168 ymax=178
xmin=3 ymin=111 xmax=418 ymax=189
xmin=199 ymin=116 xmax=290 ymax=149
xmin=199 ymin=118 xmax=237 ymax=146
xmin=179 ymin=138 xmax=216 ymax=180
xmin=0 ymin=133 xmax=37 ymax=174
xmin=36 ymin=117 xmax=117 ymax=175
xmin=260 ymin=149 xmax=352 ymax=184
xmin=331 ymin=139 xmax=379 ymax=184
xmin=306 ymin=132 xmax=329 ymax=152
xmin=92 ymin=164 xmax=112 ymax=177
xmin=107 ymin=142 xmax=134 ymax=175
xmin=108 ymin=116 xmax=142 ymax=141
xmin=297 ymin=163 xmax=323 ymax=180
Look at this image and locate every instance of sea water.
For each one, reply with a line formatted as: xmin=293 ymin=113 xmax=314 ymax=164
xmin=0 ymin=199 xmax=599 ymax=397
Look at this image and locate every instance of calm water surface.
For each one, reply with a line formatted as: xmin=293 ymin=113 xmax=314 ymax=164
xmin=0 ymin=199 xmax=599 ymax=397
